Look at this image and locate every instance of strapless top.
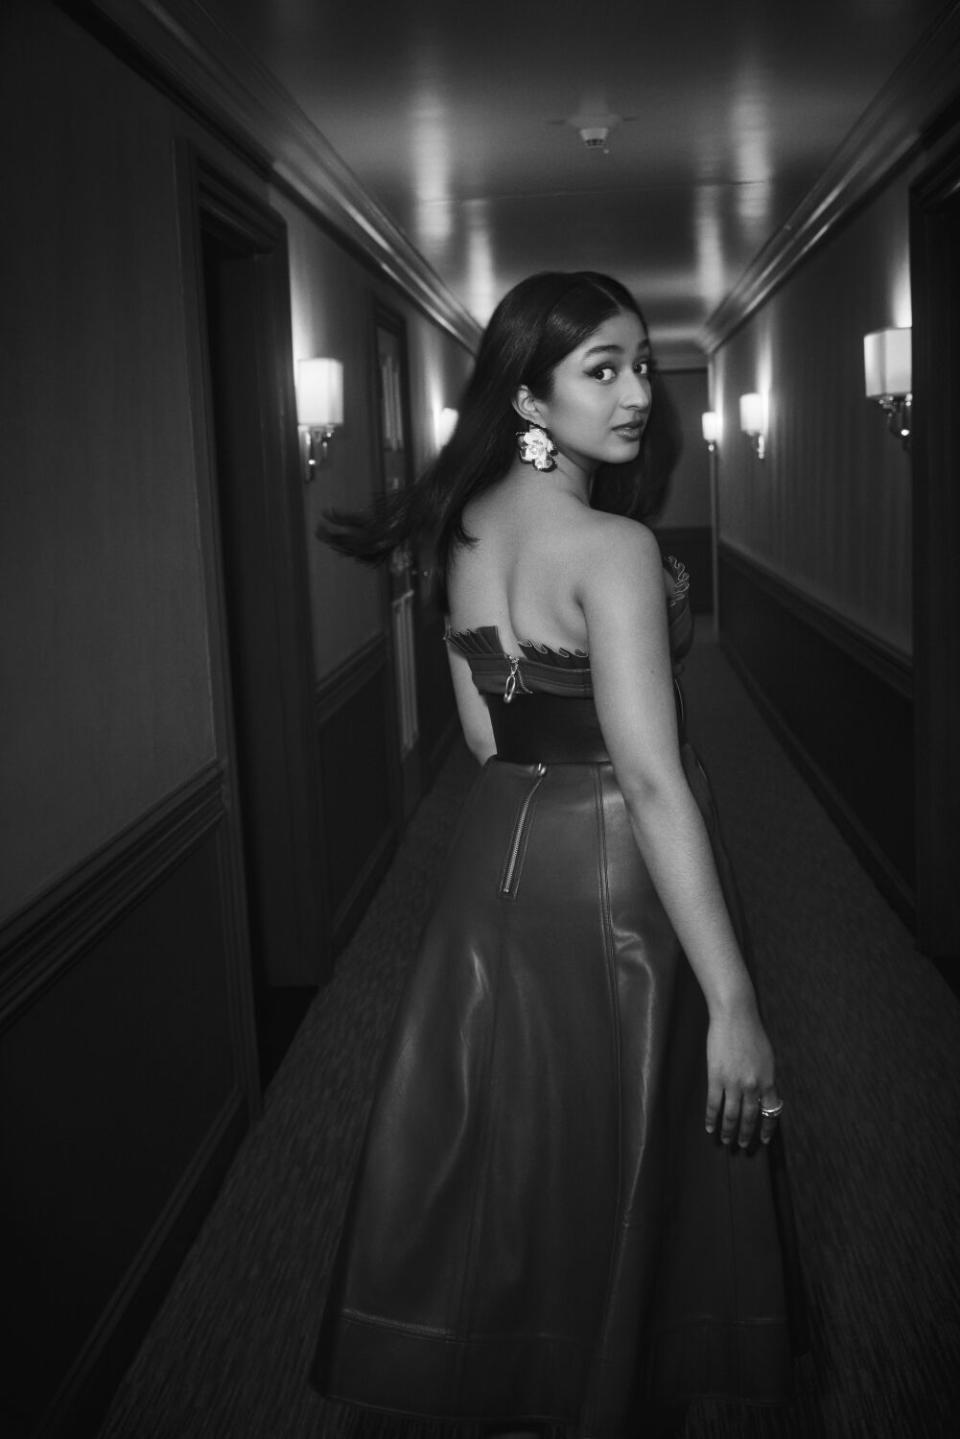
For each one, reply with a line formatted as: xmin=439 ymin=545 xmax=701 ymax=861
xmin=445 ymin=555 xmax=692 ymax=703
xmin=445 ymin=558 xmax=692 ymax=760
xmin=444 ymin=627 xmax=593 ymax=699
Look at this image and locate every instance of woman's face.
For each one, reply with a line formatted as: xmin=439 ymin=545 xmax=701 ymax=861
xmin=530 ymin=309 xmax=653 ymax=473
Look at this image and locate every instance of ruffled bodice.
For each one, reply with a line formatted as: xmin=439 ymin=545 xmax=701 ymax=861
xmin=445 ymin=555 xmax=692 ymax=702
xmin=444 ymin=627 xmax=594 ymax=698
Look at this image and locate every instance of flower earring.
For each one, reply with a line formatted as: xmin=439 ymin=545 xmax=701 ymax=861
xmin=516 ymin=424 xmax=558 ymax=473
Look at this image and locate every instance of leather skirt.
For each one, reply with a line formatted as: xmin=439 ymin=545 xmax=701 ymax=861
xmin=314 ymin=698 xmax=799 ymax=1436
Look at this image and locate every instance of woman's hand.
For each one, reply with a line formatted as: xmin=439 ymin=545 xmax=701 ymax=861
xmin=705 ymin=1001 xmax=781 ymax=1148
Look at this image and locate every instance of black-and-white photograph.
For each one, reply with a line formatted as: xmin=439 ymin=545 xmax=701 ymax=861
xmin=2 ymin=2 xmax=958 ymax=1436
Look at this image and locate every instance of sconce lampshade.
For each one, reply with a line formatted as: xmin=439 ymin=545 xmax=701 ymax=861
xmin=863 ymin=328 xmax=911 ymax=398
xmin=297 ymin=357 xmax=344 ymax=427
xmin=438 ymin=407 xmax=459 ymax=445
xmin=701 ymin=411 xmax=721 ymax=445
xmin=739 ymin=393 xmax=765 ymax=436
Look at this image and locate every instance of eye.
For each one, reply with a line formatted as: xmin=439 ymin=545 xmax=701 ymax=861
xmin=590 ymin=364 xmax=617 ymax=382
xmin=634 ymin=358 xmax=652 ymax=377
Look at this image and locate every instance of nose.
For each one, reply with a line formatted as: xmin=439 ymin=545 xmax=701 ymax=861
xmin=621 ymin=369 xmax=652 ymax=411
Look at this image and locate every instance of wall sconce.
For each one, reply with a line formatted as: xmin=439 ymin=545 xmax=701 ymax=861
xmin=863 ymin=327 xmax=912 ymax=450
xmin=739 ymin=392 xmax=766 ymax=459
xmin=701 ymin=411 xmax=721 ymax=452
xmin=436 ymin=407 xmax=459 ymax=447
xmin=297 ymin=357 xmax=343 ymax=479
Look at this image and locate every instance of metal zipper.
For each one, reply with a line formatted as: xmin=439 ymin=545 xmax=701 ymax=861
xmin=500 ymin=763 xmax=547 ymax=896
xmin=503 ymin=654 xmax=531 ymax=704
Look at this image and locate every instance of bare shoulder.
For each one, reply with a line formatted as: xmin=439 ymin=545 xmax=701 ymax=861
xmin=572 ymin=512 xmax=662 ymax=594
xmin=575 ymin=508 xmax=658 ymax=554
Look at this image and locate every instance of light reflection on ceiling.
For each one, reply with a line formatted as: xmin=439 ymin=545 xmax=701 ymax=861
xmin=729 ymin=66 xmax=774 ymax=242
xmin=412 ymin=98 xmax=454 ymax=250
xmin=463 ymin=199 xmax=498 ymax=324
xmin=210 ymin=0 xmax=947 ymax=360
xmin=694 ymin=186 xmax=726 ymax=313
xmin=409 ymin=38 xmax=455 ymax=251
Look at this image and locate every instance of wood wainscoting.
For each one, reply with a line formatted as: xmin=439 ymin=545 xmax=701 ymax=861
xmin=0 ymin=764 xmax=257 ymax=1439
xmin=316 ymin=637 xmax=399 ymax=954
xmin=717 ymin=545 xmax=914 ymax=923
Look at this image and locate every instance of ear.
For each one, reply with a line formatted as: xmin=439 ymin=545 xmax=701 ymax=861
xmin=512 ymin=384 xmax=547 ymax=426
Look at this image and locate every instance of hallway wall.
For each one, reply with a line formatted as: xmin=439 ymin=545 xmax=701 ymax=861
xmin=280 ymin=199 xmax=472 ymax=682
xmin=1 ymin=15 xmax=252 ymax=1434
xmin=0 ymin=3 xmax=471 ymax=1435
xmin=278 ymin=196 xmax=471 ymax=940
xmin=713 ymin=173 xmax=914 ymax=654
xmin=710 ymin=165 xmax=919 ymax=911
xmin=0 ymin=0 xmax=220 ymax=921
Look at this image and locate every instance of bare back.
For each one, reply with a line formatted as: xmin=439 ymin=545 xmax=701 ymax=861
xmin=446 ymin=466 xmax=672 ymax=653
xmin=447 ymin=470 xmax=608 ymax=653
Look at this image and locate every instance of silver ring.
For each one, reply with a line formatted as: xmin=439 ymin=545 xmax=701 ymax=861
xmin=760 ymin=1100 xmax=784 ymax=1118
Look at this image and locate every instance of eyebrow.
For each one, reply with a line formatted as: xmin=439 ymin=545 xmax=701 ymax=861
xmin=583 ymin=341 xmax=652 ymax=358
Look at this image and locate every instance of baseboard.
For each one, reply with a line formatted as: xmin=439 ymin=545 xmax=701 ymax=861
xmin=330 ymin=822 xmax=397 ymax=954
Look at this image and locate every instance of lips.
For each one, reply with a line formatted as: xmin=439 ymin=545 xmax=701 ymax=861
xmin=613 ymin=423 xmax=644 ymax=438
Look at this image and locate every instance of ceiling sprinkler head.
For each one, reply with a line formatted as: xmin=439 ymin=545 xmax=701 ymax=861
xmin=579 ymin=125 xmax=610 ymax=149
xmin=561 ymin=102 xmax=621 ymax=152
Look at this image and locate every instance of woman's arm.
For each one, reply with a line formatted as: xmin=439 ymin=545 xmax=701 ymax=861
xmin=579 ymin=518 xmax=781 ymax=1148
xmin=447 ymin=645 xmax=497 ymax=763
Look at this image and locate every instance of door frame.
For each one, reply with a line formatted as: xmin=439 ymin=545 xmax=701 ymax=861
xmin=178 ymin=148 xmax=329 ymax=1001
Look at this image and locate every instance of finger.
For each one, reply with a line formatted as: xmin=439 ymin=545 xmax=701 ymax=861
xmin=738 ymin=1091 xmax=761 ymax=1148
xmin=705 ymin=1077 xmax=724 ymax=1134
xmin=720 ymin=1089 xmax=741 ymax=1146
xmin=759 ymin=1093 xmax=784 ymax=1145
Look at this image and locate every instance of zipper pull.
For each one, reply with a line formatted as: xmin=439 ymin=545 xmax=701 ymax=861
xmin=504 ymin=654 xmax=521 ymax=704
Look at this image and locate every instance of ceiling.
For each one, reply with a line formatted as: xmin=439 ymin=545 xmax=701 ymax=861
xmin=207 ymin=0 xmax=950 ymax=360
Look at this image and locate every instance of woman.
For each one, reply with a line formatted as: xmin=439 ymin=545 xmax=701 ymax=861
xmin=313 ymin=273 xmax=798 ymax=1437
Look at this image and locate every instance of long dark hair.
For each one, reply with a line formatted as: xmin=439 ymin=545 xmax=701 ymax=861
xmin=320 ymin=271 xmax=681 ymax=590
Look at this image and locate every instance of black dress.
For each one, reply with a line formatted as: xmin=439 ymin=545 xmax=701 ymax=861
xmin=314 ymin=564 xmax=800 ymax=1436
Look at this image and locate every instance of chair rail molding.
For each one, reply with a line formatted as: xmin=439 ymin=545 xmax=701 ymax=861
xmin=0 ymin=762 xmax=227 ymax=1027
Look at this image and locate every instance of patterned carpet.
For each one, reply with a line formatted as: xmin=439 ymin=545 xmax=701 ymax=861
xmin=97 ymin=638 xmax=960 ymax=1439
